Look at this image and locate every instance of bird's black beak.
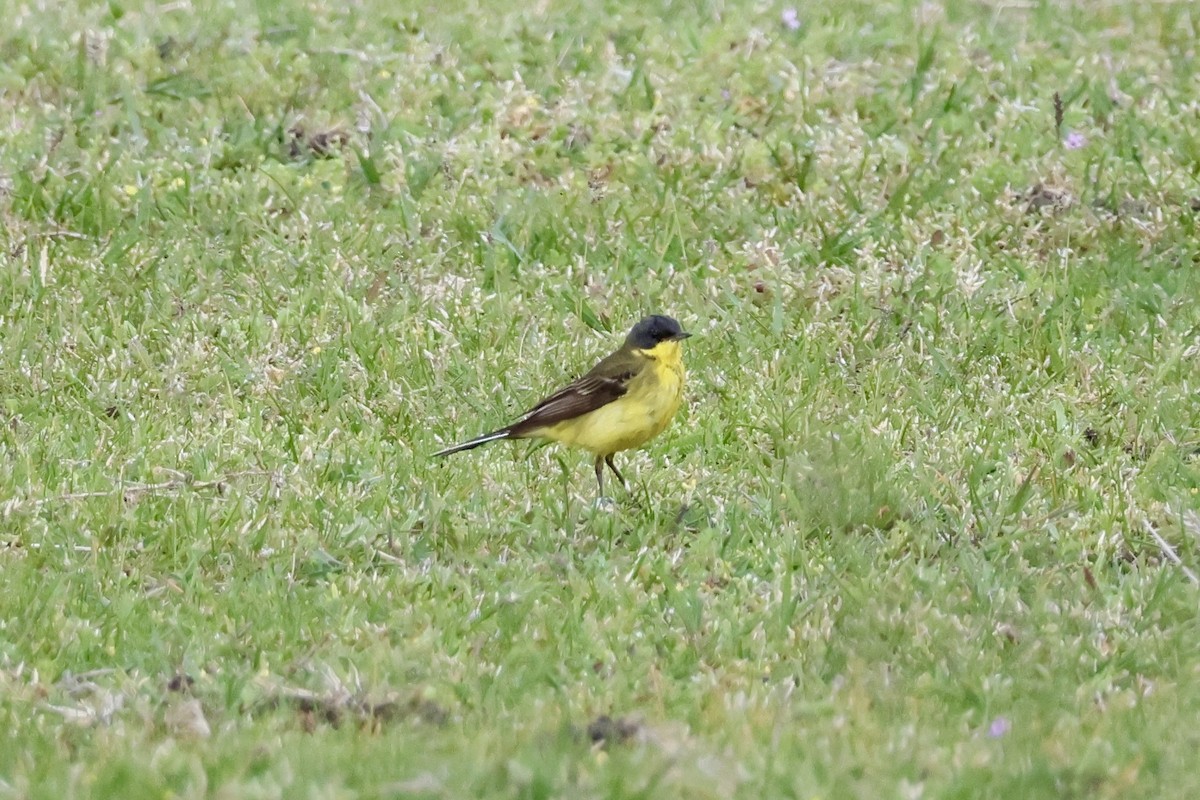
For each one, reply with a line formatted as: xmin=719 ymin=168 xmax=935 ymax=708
xmin=673 ymin=332 xmax=692 ymax=340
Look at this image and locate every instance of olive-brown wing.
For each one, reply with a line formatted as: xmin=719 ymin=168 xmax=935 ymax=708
xmin=505 ymin=350 xmax=640 ymax=437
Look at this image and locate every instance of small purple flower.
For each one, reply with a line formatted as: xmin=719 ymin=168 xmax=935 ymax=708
xmin=1064 ymin=131 xmax=1087 ymax=150
xmin=987 ymin=716 xmax=1011 ymax=738
xmin=781 ymin=8 xmax=801 ymax=31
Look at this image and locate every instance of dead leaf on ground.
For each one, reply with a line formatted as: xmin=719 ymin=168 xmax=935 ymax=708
xmin=253 ymin=680 xmax=449 ymax=731
xmin=165 ymin=697 xmax=211 ymax=738
xmin=287 ymin=124 xmax=350 ymax=159
xmin=1023 ymin=183 xmax=1075 ymax=214
xmin=587 ymin=714 xmax=641 ymax=747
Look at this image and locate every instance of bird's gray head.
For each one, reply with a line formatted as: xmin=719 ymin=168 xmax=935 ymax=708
xmin=625 ymin=315 xmax=691 ymax=349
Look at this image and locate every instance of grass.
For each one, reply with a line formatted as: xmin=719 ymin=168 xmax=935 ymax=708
xmin=2 ymin=0 xmax=1199 ymax=796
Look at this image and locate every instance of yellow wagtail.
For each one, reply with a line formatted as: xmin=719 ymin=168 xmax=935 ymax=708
xmin=433 ymin=315 xmax=691 ymax=495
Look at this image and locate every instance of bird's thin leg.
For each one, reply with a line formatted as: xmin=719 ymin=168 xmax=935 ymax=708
xmin=604 ymin=455 xmax=627 ymax=489
xmin=594 ymin=456 xmax=605 ymax=497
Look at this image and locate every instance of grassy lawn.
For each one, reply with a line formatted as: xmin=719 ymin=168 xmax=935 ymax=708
xmin=2 ymin=0 xmax=1199 ymax=796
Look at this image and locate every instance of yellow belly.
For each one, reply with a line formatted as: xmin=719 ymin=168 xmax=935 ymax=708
xmin=540 ymin=357 xmax=684 ymax=456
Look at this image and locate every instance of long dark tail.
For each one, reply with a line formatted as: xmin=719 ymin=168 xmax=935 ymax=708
xmin=431 ymin=429 xmax=512 ymax=457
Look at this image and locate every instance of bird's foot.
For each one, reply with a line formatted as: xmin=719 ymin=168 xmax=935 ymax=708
xmin=593 ymin=496 xmax=617 ymax=512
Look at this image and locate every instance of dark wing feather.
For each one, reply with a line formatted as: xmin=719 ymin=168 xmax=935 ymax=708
xmin=505 ymin=350 xmax=640 ymax=437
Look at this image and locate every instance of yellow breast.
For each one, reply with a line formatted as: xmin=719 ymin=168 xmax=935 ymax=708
xmin=543 ymin=341 xmax=685 ymax=456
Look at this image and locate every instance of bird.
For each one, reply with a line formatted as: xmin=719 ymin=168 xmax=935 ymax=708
xmin=433 ymin=314 xmax=691 ymax=497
